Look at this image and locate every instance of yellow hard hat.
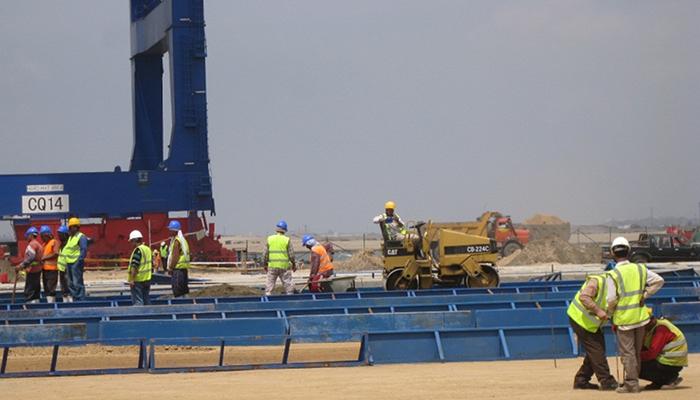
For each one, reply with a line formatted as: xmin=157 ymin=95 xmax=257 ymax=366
xmin=384 ymin=201 xmax=396 ymax=210
xmin=68 ymin=217 xmax=81 ymax=227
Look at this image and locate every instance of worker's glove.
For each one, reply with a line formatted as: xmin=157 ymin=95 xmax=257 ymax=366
xmin=373 ymin=215 xmax=385 ymax=223
xmin=639 ymin=298 xmax=645 ymax=307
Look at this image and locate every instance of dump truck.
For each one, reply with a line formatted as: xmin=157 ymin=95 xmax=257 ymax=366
xmin=380 ymin=220 xmax=500 ymax=290
xmin=430 ymin=211 xmax=529 ymax=257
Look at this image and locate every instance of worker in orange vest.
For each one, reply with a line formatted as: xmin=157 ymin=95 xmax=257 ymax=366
xmin=301 ymin=235 xmax=334 ymax=292
xmin=39 ymin=225 xmax=59 ymax=303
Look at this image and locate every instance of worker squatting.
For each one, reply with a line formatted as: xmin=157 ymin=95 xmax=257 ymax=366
xmin=15 ymin=218 xmax=192 ymax=305
xmin=568 ymin=236 xmax=688 ymax=393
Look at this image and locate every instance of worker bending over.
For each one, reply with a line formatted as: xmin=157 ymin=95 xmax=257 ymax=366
xmin=15 ymin=227 xmax=44 ymax=303
xmin=608 ymin=236 xmax=664 ymax=393
xmin=56 ymin=225 xmax=71 ymax=302
xmin=64 ymin=218 xmax=88 ymax=301
xmin=166 ymin=221 xmax=191 ymax=297
xmin=566 ymin=272 xmax=618 ymax=390
xmin=127 ymin=230 xmax=153 ymax=305
xmin=263 ymin=220 xmax=296 ymax=296
xmin=373 ymin=201 xmax=408 ymax=240
xmin=302 ymin=235 xmax=334 ymax=292
xmin=640 ymin=308 xmax=687 ymax=390
xmin=39 ymin=225 xmax=59 ymax=303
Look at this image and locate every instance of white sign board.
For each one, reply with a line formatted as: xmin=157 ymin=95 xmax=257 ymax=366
xmin=26 ymin=184 xmax=64 ymax=193
xmin=21 ymin=195 xmax=70 ymax=214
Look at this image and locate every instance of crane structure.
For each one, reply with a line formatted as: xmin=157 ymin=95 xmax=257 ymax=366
xmin=0 ymin=0 xmax=236 ymax=263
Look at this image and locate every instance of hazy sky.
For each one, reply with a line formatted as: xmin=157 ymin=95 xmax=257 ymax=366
xmin=0 ymin=1 xmax=698 ymax=234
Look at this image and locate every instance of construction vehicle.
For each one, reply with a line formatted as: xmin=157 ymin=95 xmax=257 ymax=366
xmin=431 ymin=211 xmax=529 ymax=257
xmin=380 ymin=221 xmax=500 ymax=290
xmin=0 ymin=1 xmax=236 ymax=265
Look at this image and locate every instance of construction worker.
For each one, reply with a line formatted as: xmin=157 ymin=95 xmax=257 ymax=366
xmin=566 ymin=272 xmax=618 ymax=390
xmin=15 ymin=227 xmax=44 ymax=303
xmin=302 ymin=235 xmax=334 ymax=293
xmin=56 ymin=225 xmax=72 ymax=302
xmin=640 ymin=308 xmax=687 ymax=390
xmin=160 ymin=241 xmax=169 ymax=271
xmin=608 ymin=236 xmax=664 ymax=393
xmin=166 ymin=220 xmax=190 ymax=297
xmin=39 ymin=225 xmax=59 ymax=303
xmin=64 ymin=217 xmax=88 ymax=301
xmin=263 ymin=220 xmax=296 ymax=296
xmin=373 ymin=201 xmax=408 ymax=240
xmin=127 ymin=230 xmax=153 ymax=305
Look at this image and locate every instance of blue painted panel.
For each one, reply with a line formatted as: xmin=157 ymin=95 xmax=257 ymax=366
xmin=368 ymin=332 xmax=440 ymax=363
xmin=0 ymin=324 xmax=87 ymax=343
xmin=98 ymin=318 xmax=286 ymax=341
xmin=506 ymin=327 xmax=572 ymax=359
xmin=660 ymin=302 xmax=700 ymax=321
xmin=475 ymin=308 xmax=569 ymax=328
xmin=440 ymin=330 xmax=504 ymax=361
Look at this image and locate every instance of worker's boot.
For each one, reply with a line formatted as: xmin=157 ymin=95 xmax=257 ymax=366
xmin=64 ymin=296 xmax=73 ymax=303
xmin=616 ymin=383 xmax=641 ymax=393
xmin=573 ymin=382 xmax=599 ymax=390
xmin=599 ymin=380 xmax=618 ymax=391
xmin=667 ymin=377 xmax=683 ymax=388
xmin=46 ymin=296 xmax=55 ymax=304
xmin=28 ymin=299 xmax=40 ymax=304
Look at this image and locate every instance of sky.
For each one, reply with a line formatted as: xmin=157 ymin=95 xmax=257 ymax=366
xmin=0 ymin=1 xmax=698 ymax=235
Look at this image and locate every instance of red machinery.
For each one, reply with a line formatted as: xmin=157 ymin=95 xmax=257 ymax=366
xmin=10 ymin=212 xmax=236 ymax=266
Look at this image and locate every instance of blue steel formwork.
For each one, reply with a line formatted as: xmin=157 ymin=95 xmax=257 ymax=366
xmin=1 ymin=279 xmax=699 ymax=377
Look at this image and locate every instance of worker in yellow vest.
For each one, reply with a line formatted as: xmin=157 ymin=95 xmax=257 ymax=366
xmin=373 ymin=201 xmax=408 ymax=241
xmin=566 ymin=273 xmax=618 ymax=390
xmin=166 ymin=220 xmax=191 ymax=297
xmin=64 ymin=217 xmax=88 ymax=301
xmin=127 ymin=230 xmax=153 ymax=306
xmin=56 ymin=225 xmax=72 ymax=302
xmin=640 ymin=308 xmax=687 ymax=390
xmin=263 ymin=220 xmax=296 ymax=296
xmin=39 ymin=225 xmax=59 ymax=303
xmin=608 ymin=237 xmax=664 ymax=393
xmin=301 ymin=235 xmax=335 ymax=293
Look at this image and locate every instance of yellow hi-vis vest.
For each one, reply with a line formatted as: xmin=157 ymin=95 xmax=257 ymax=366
xmin=62 ymin=232 xmax=84 ymax=264
xmin=129 ymin=244 xmax=153 ymax=283
xmin=611 ymin=262 xmax=649 ymax=327
xmin=57 ymin=244 xmax=67 ymax=272
xmin=170 ymin=234 xmax=190 ymax=269
xmin=567 ymin=274 xmax=608 ymax=333
xmin=267 ymin=234 xmax=291 ymax=269
xmin=644 ymin=318 xmax=688 ymax=367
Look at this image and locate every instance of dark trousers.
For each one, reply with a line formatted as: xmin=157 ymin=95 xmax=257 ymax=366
xmin=67 ymin=260 xmax=86 ymax=300
xmin=59 ymin=271 xmax=70 ymax=299
xmin=171 ymin=269 xmax=189 ymax=297
xmin=569 ymin=317 xmax=616 ymax=386
xmin=24 ymin=271 xmax=42 ymax=302
xmin=130 ymin=281 xmax=151 ymax=306
xmin=42 ymin=270 xmax=58 ymax=297
xmin=640 ymin=360 xmax=682 ymax=386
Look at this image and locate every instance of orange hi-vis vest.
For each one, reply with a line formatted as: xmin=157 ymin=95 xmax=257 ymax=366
xmin=43 ymin=239 xmax=58 ymax=271
xmin=311 ymin=244 xmax=334 ymax=274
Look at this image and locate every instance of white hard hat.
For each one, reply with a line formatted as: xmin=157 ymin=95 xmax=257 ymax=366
xmin=129 ymin=230 xmax=143 ymax=241
xmin=611 ymin=236 xmax=630 ymax=250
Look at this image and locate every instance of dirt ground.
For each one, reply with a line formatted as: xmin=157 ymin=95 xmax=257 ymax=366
xmin=0 ymin=349 xmax=697 ymax=400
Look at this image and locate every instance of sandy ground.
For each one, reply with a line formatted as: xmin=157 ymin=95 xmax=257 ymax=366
xmin=0 ymin=352 xmax=697 ymax=400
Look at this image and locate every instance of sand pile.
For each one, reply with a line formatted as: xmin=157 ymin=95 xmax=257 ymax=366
xmin=523 ymin=214 xmax=566 ymax=225
xmin=523 ymin=214 xmax=571 ymax=241
xmin=498 ymin=237 xmax=600 ymax=266
xmin=334 ymin=250 xmax=383 ymax=271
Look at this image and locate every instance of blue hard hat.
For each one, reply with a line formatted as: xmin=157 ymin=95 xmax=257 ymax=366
xmin=25 ymin=226 xmax=39 ymax=238
xmin=57 ymin=225 xmax=69 ymax=234
xmin=302 ymin=234 xmax=315 ymax=246
xmin=168 ymin=220 xmax=181 ymax=231
xmin=276 ymin=220 xmax=288 ymax=232
xmin=39 ymin=225 xmax=52 ymax=235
